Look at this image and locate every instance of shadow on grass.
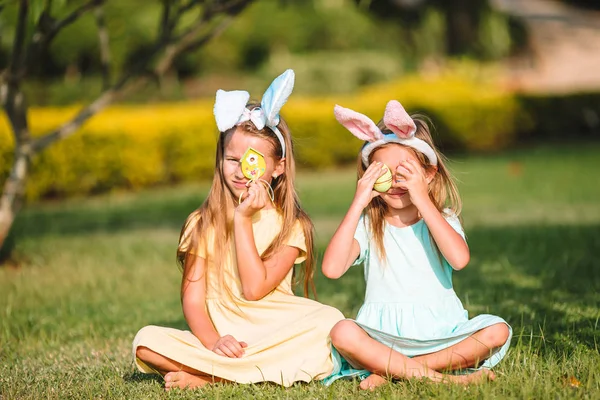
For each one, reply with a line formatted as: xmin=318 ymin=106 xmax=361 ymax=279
xmin=315 ymin=223 xmax=600 ymax=357
xmin=148 ymin=319 xmax=190 ymax=331
xmin=123 ymin=370 xmax=163 ymax=385
xmin=462 ymin=224 xmax=600 ymax=356
xmin=10 ymin=191 xmax=207 ymax=239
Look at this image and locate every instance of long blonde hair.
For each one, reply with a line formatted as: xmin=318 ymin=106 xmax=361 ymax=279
xmin=358 ymin=114 xmax=462 ymax=261
xmin=177 ymin=103 xmax=315 ymax=300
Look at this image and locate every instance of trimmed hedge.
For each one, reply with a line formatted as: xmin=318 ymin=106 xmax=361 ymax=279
xmin=517 ymin=92 xmax=600 ymax=142
xmin=1 ymin=76 xmax=522 ymax=200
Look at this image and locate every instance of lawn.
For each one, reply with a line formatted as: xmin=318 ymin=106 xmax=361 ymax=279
xmin=1 ymin=144 xmax=599 ymax=399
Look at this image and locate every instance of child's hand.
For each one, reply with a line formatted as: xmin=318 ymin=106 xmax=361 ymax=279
xmin=353 ymin=162 xmax=385 ymax=209
xmin=396 ymin=160 xmax=430 ymax=206
xmin=212 ymin=334 xmax=248 ymax=358
xmin=236 ymin=181 xmax=269 ymax=218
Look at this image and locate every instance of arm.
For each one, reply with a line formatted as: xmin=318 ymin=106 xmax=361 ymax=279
xmin=234 ymin=215 xmax=300 ymax=300
xmin=416 ymin=199 xmax=470 ymax=270
xmin=234 ymin=181 xmax=300 ymax=301
xmin=181 ymin=254 xmax=247 ymax=357
xmin=181 ymin=255 xmax=219 ymax=348
xmin=322 ymin=161 xmax=386 ymax=279
xmin=321 ymin=205 xmax=362 ymax=279
xmin=398 ymin=160 xmax=470 ymax=270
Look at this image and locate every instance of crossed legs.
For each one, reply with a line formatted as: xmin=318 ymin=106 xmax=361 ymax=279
xmin=330 ymin=320 xmax=510 ymax=390
xmin=135 ymin=346 xmax=226 ymax=390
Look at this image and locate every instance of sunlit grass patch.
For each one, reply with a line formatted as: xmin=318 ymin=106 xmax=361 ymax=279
xmin=1 ymin=145 xmax=599 ymax=398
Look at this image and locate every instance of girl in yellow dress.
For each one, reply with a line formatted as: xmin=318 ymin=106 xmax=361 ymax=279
xmin=132 ymin=70 xmax=344 ymax=390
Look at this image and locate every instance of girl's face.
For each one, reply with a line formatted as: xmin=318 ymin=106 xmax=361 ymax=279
xmin=370 ymin=144 xmax=427 ymax=210
xmin=222 ymin=127 xmax=285 ymax=201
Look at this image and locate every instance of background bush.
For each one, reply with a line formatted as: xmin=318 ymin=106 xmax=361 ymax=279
xmin=4 ymin=75 xmax=597 ymax=201
xmin=517 ymin=93 xmax=600 ymax=143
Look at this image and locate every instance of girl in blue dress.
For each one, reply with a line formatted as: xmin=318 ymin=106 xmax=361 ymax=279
xmin=321 ymin=100 xmax=512 ymax=389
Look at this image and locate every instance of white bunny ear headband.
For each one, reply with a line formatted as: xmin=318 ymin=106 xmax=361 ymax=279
xmin=333 ymin=100 xmax=438 ymax=167
xmin=213 ymin=69 xmax=294 ymax=158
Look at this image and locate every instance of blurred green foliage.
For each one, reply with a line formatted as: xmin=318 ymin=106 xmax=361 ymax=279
xmin=0 ymin=71 xmax=525 ymax=200
xmin=353 ymin=0 xmax=528 ymax=59
xmin=4 ymin=73 xmax=598 ymax=202
xmin=0 ymin=0 xmax=525 ymax=105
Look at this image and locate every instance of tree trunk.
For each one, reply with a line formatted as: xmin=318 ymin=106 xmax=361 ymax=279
xmin=0 ymin=144 xmax=30 ymax=252
xmin=0 ymin=0 xmax=255 ymax=257
xmin=443 ymin=0 xmax=484 ymax=56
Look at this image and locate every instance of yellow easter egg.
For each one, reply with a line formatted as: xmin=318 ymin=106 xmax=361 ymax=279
xmin=373 ymin=165 xmax=393 ymax=192
xmin=241 ymin=147 xmax=266 ymax=180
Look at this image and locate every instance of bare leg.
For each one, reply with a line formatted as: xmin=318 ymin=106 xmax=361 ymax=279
xmin=356 ymin=323 xmax=508 ymax=390
xmin=412 ymin=323 xmax=510 ymax=371
xmin=136 ymin=346 xmax=226 ymax=390
xmin=359 ymin=374 xmax=388 ymax=390
xmin=330 ymin=321 xmax=494 ymax=388
xmin=163 ymin=371 xmax=222 ymax=390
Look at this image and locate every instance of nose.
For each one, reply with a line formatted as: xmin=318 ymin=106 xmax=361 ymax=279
xmin=234 ymin=162 xmax=246 ymax=179
xmin=393 ymin=171 xmax=406 ymax=183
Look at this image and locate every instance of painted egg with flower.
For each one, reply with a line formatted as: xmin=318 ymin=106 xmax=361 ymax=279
xmin=241 ymin=147 xmax=266 ymax=180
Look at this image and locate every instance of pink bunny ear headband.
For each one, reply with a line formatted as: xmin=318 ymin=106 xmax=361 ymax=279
xmin=334 ymin=100 xmax=438 ymax=167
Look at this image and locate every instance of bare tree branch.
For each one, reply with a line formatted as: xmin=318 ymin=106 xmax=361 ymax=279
xmin=155 ymin=0 xmax=253 ymax=76
xmin=94 ymin=5 xmax=111 ymax=90
xmin=0 ymin=81 xmax=7 ymax=108
xmin=25 ymin=0 xmax=106 ymax=81
xmin=30 ymin=1 xmax=188 ymax=151
xmin=174 ymin=0 xmax=204 ymax=21
xmin=211 ymin=0 xmax=254 ymax=15
xmin=31 ymin=89 xmax=116 ymax=152
xmin=1 ymin=0 xmax=257 ymax=252
xmin=44 ymin=0 xmax=105 ymax=43
xmin=32 ymin=0 xmax=254 ymax=153
xmin=155 ymin=18 xmax=210 ymax=77
xmin=161 ymin=0 xmax=203 ymax=42
xmin=184 ymin=18 xmax=233 ymax=53
xmin=184 ymin=0 xmax=253 ymax=52
xmin=167 ymin=0 xmax=250 ymax=44
xmin=159 ymin=0 xmax=177 ymax=41
xmin=30 ymin=7 xmax=203 ymax=151
xmin=125 ymin=1 xmax=204 ymax=79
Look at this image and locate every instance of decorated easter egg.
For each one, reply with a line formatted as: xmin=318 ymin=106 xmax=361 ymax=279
xmin=241 ymin=147 xmax=266 ymax=181
xmin=373 ymin=164 xmax=393 ymax=192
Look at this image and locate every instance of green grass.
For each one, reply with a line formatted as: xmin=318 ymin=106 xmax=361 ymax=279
xmin=1 ymin=144 xmax=600 ymax=399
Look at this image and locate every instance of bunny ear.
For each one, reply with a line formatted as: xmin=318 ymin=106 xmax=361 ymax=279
xmin=383 ymin=100 xmax=416 ymax=139
xmin=334 ymin=105 xmax=383 ymax=142
xmin=214 ymin=89 xmax=250 ymax=132
xmin=261 ymin=69 xmax=295 ymax=127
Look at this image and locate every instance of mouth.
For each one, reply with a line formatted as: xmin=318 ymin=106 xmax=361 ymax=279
xmin=232 ymin=180 xmax=249 ymax=189
xmin=386 ymin=190 xmax=408 ymax=199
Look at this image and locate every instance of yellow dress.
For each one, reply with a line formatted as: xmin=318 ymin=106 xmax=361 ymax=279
xmin=132 ymin=209 xmax=344 ymax=386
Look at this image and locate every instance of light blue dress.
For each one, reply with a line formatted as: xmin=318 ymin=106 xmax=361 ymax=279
xmin=322 ymin=211 xmax=512 ymax=385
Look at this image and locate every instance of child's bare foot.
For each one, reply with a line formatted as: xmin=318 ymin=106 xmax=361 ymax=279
xmin=164 ymin=371 xmax=213 ymax=390
xmin=359 ymin=374 xmax=387 ymax=390
xmin=453 ymin=369 xmax=496 ymax=385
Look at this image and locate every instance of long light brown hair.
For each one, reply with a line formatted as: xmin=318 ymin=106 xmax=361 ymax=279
xmin=358 ymin=114 xmax=462 ymax=261
xmin=177 ymin=102 xmax=315 ymax=301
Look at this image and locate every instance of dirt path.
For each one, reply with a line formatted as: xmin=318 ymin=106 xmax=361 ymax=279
xmin=493 ymin=0 xmax=600 ymax=93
